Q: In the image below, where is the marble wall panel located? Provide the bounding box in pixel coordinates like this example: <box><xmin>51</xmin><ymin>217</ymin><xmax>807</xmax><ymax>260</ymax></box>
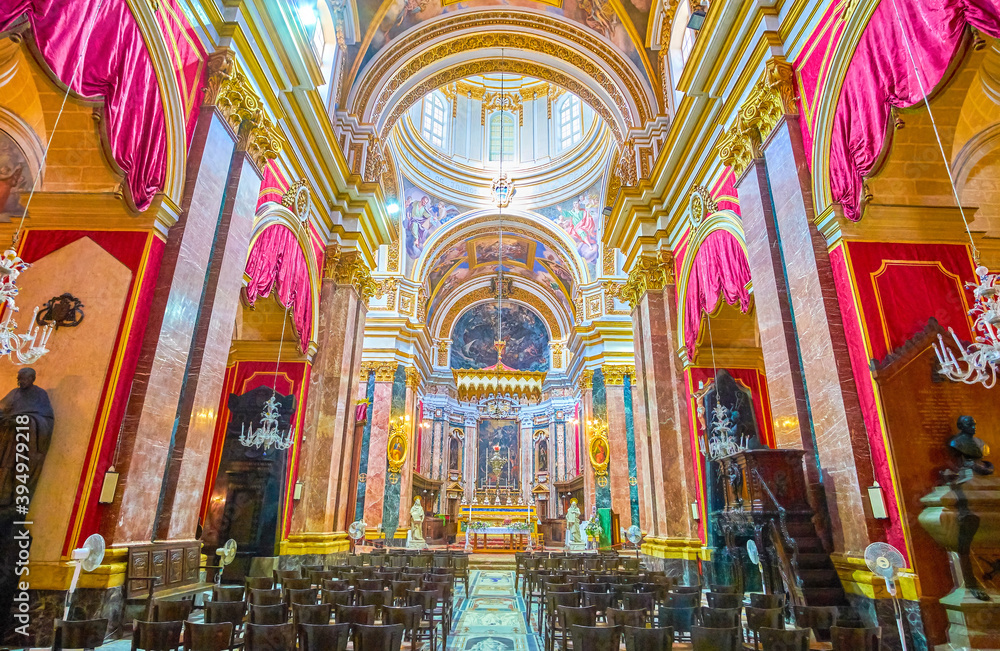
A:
<box><xmin>362</xmin><ymin>377</ymin><xmax>394</xmax><ymax>528</ymax></box>
<box><xmin>354</xmin><ymin>374</ymin><xmax>376</xmax><ymax>521</ymax></box>
<box><xmin>104</xmin><ymin>110</ymin><xmax>234</xmax><ymax>544</ymax></box>
<box><xmin>605</xmin><ymin>383</ymin><xmax>630</xmax><ymax>523</ymax></box>
<box><xmin>591</xmin><ymin>368</ymin><xmax>611</xmax><ymax>510</ymax></box>
<box><xmin>624</xmin><ymin>376</ymin><xmax>640</xmax><ymax>527</ymax></box>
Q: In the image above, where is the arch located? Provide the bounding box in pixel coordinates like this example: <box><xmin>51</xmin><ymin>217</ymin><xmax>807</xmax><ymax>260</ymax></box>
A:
<box><xmin>675</xmin><ymin>211</ymin><xmax>752</xmax><ymax>358</ymax></box>
<box><xmin>246</xmin><ymin>203</ymin><xmax>322</xmax><ymax>355</ymax></box>
<box><xmin>346</xmin><ymin>10</ymin><xmax>655</xmax><ymax>141</ymax></box>
<box><xmin>446</xmin><ymin>298</ymin><xmax>553</xmax><ymax>372</ymax></box>
<box><xmin>433</xmin><ymin>280</ymin><xmax>568</xmax><ymax>342</ymax></box>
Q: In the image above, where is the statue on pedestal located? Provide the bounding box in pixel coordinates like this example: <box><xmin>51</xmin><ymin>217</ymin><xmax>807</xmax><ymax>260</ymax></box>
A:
<box><xmin>946</xmin><ymin>415</ymin><xmax>994</xmax><ymax>482</ymax></box>
<box><xmin>565</xmin><ymin>498</ymin><xmax>585</xmax><ymax>551</ymax></box>
<box><xmin>407</xmin><ymin>497</ymin><xmax>427</xmax><ymax>549</ymax></box>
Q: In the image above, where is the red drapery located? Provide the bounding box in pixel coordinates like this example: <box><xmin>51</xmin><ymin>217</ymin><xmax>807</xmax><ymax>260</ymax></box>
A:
<box><xmin>683</xmin><ymin>230</ymin><xmax>752</xmax><ymax>357</ymax></box>
<box><xmin>244</xmin><ymin>223</ymin><xmax>313</xmax><ymax>351</ymax></box>
<box><xmin>830</xmin><ymin>0</ymin><xmax>1000</xmax><ymax>221</ymax></box>
<box><xmin>0</xmin><ymin>0</ymin><xmax>202</xmax><ymax>211</ymax></box>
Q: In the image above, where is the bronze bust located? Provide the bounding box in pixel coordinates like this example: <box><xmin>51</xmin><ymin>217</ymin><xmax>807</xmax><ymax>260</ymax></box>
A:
<box><xmin>946</xmin><ymin>415</ymin><xmax>993</xmax><ymax>482</ymax></box>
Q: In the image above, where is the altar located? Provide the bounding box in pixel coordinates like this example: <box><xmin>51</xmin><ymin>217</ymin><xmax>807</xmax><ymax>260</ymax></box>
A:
<box><xmin>460</xmin><ymin>504</ymin><xmax>538</xmax><ymax>552</ymax></box>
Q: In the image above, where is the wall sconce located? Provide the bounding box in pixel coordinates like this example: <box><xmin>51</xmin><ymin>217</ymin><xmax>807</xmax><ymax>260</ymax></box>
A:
<box><xmin>293</xmin><ymin>480</ymin><xmax>304</xmax><ymax>501</ymax></box>
<box><xmin>687</xmin><ymin>1</ymin><xmax>708</xmax><ymax>29</ymax></box>
<box><xmin>868</xmin><ymin>482</ymin><xmax>888</xmax><ymax>519</ymax></box>
<box><xmin>98</xmin><ymin>466</ymin><xmax>119</xmax><ymax>504</ymax></box>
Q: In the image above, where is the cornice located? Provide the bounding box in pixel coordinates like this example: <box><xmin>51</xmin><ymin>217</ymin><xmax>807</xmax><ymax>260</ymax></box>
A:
<box><xmin>322</xmin><ymin>244</ymin><xmax>378</xmax><ymax>306</ymax></box>
<box><xmin>601</xmin><ymin>364</ymin><xmax>635</xmax><ymax>386</ymax></box>
<box><xmin>621</xmin><ymin>251</ymin><xmax>675</xmax><ymax>309</ymax></box>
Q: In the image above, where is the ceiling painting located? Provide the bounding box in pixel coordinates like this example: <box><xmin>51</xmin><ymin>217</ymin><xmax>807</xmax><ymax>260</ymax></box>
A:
<box><xmin>353</xmin><ymin>0</ymin><xmax>656</xmax><ymax>91</ymax></box>
<box><xmin>402</xmin><ymin>178</ymin><xmax>470</xmax><ymax>260</ymax></box>
<box><xmin>536</xmin><ymin>180</ymin><xmax>603</xmax><ymax>279</ymax></box>
<box><xmin>472</xmin><ymin>238</ymin><xmax>531</xmax><ymax>266</ymax></box>
<box><xmin>450</xmin><ymin>302</ymin><xmax>550</xmax><ymax>372</ymax></box>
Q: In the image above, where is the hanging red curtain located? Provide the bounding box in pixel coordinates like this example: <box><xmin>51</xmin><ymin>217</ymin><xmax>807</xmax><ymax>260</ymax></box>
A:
<box><xmin>683</xmin><ymin>230</ymin><xmax>752</xmax><ymax>357</ymax></box>
<box><xmin>830</xmin><ymin>0</ymin><xmax>1000</xmax><ymax>221</ymax></box>
<box><xmin>0</xmin><ymin>0</ymin><xmax>204</xmax><ymax>211</ymax></box>
<box><xmin>244</xmin><ymin>224</ymin><xmax>313</xmax><ymax>351</ymax></box>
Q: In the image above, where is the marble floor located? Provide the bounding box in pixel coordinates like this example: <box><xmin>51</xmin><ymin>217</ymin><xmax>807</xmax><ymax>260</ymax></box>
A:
<box><xmin>449</xmin><ymin>570</ymin><xmax>540</xmax><ymax>651</ymax></box>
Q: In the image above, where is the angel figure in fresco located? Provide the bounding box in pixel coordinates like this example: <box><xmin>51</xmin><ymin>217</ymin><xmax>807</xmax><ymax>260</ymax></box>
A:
<box><xmin>405</xmin><ymin>195</ymin><xmax>439</xmax><ymax>258</ymax></box>
<box><xmin>557</xmin><ymin>198</ymin><xmax>597</xmax><ymax>247</ymax></box>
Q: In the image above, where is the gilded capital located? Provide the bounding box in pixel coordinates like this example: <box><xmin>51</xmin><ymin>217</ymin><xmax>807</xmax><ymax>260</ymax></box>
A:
<box><xmin>373</xmin><ymin>361</ymin><xmax>398</xmax><ymax>383</ymax></box>
<box><xmin>359</xmin><ymin>361</ymin><xmax>377</xmax><ymax>383</ymax></box>
<box><xmin>579</xmin><ymin>368</ymin><xmax>594</xmax><ymax>390</ymax></box>
<box><xmin>203</xmin><ymin>49</ymin><xmax>285</xmax><ymax>170</ymax></box>
<box><xmin>716</xmin><ymin>119</ymin><xmax>760</xmax><ymax>179</ymax></box>
<box><xmin>621</xmin><ymin>252</ymin><xmax>675</xmax><ymax>309</ymax></box>
<box><xmin>405</xmin><ymin>366</ymin><xmax>421</xmax><ymax>389</ymax></box>
<box><xmin>323</xmin><ymin>245</ymin><xmax>378</xmax><ymax>305</ymax></box>
<box><xmin>601</xmin><ymin>364</ymin><xmax>635</xmax><ymax>386</ymax></box>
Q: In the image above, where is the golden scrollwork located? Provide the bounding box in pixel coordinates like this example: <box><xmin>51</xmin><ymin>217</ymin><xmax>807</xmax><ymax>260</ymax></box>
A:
<box><xmin>579</xmin><ymin>368</ymin><xmax>594</xmax><ymax>390</ymax></box>
<box><xmin>281</xmin><ymin>178</ymin><xmax>310</xmax><ymax>217</ymax></box>
<box><xmin>364</xmin><ymin>133</ymin><xmax>387</xmax><ymax>183</ymax></box>
<box><xmin>551</xmin><ymin>342</ymin><xmax>564</xmax><ymax>369</ymax></box>
<box><xmin>603</xmin><ymin>281</ymin><xmax>627</xmax><ymax>314</ymax></box>
<box><xmin>601</xmin><ymin>364</ymin><xmax>635</xmax><ymax>386</ymax></box>
<box><xmin>615</xmin><ymin>137</ymin><xmax>637</xmax><ymax>187</ymax></box>
<box><xmin>203</xmin><ymin>49</ymin><xmax>285</xmax><ymax>170</ymax></box>
<box><xmin>436</xmin><ymin>339</ymin><xmax>450</xmax><ymax>366</ymax></box>
<box><xmin>717</xmin><ymin>58</ymin><xmax>797</xmax><ymax>178</ymax></box>
<box><xmin>603</xmin><ymin>247</ymin><xmax>616</xmax><ymax>276</ymax></box>
<box><xmin>689</xmin><ymin>184</ymin><xmax>717</xmax><ymax>227</ymax></box>
<box><xmin>387</xmin><ymin>415</ymin><xmax>408</xmax><ymax>474</ymax></box>
<box><xmin>387</xmin><ymin>241</ymin><xmax>401</xmax><ymax>274</ymax></box>
<box><xmin>620</xmin><ymin>251</ymin><xmax>675</xmax><ymax>308</ymax></box>
<box><xmin>373</xmin><ymin>361</ymin><xmax>398</xmax><ymax>383</ymax></box>
<box><xmin>324</xmin><ymin>245</ymin><xmax>378</xmax><ymax>305</ymax></box>
<box><xmin>352</xmin><ymin>10</ymin><xmax>651</xmax><ymax>129</ymax></box>
<box><xmin>405</xmin><ymin>366</ymin><xmax>421</xmax><ymax>389</ymax></box>
<box><xmin>587</xmin><ymin>417</ymin><xmax>610</xmax><ymax>479</ymax></box>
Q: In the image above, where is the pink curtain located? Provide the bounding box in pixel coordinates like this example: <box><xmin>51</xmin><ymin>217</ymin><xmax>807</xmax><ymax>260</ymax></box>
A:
<box><xmin>830</xmin><ymin>0</ymin><xmax>1000</xmax><ymax>221</ymax></box>
<box><xmin>0</xmin><ymin>0</ymin><xmax>188</xmax><ymax>211</ymax></box>
<box><xmin>683</xmin><ymin>230</ymin><xmax>752</xmax><ymax>357</ymax></box>
<box><xmin>245</xmin><ymin>224</ymin><xmax>314</xmax><ymax>351</ymax></box>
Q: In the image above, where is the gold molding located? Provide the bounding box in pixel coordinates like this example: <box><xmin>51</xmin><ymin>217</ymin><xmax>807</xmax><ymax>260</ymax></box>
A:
<box><xmin>387</xmin><ymin>416</ymin><xmax>409</xmax><ymax>473</ymax></box>
<box><xmin>830</xmin><ymin>553</ymin><xmax>920</xmax><ymax>601</ymax></box>
<box><xmin>323</xmin><ymin>245</ymin><xmax>378</xmax><ymax>306</ymax></box>
<box><xmin>278</xmin><ymin>532</ymin><xmax>350</xmax><ymax>556</ymax></box>
<box><xmin>579</xmin><ymin>368</ymin><xmax>594</xmax><ymax>390</ymax></box>
<box><xmin>601</xmin><ymin>364</ymin><xmax>635</xmax><ymax>386</ymax></box>
<box><xmin>405</xmin><ymin>365</ymin><xmax>421</xmax><ymax>388</ymax></box>
<box><xmin>204</xmin><ymin>49</ymin><xmax>284</xmax><ymax>170</ymax></box>
<box><xmin>361</xmin><ymin>360</ymin><xmax>398</xmax><ymax>383</ymax></box>
<box><xmin>620</xmin><ymin>251</ymin><xmax>674</xmax><ymax>308</ymax></box>
<box><xmin>640</xmin><ymin>536</ymin><xmax>707</xmax><ymax>561</ymax></box>
<box><xmin>26</xmin><ymin>548</ymin><xmax>130</xmax><ymax>591</ymax></box>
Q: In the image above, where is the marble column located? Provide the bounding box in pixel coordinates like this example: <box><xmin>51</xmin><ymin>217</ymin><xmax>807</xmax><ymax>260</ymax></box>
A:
<box><xmin>361</xmin><ymin>362</ymin><xmax>398</xmax><ymax>532</ymax></box>
<box><xmin>579</xmin><ymin>369</ymin><xmax>596</xmax><ymax>515</ymax></box>
<box><xmin>719</xmin><ymin>59</ymin><xmax>877</xmax><ymax>553</ymax></box>
<box><xmin>624</xmin><ymin>260</ymin><xmax>698</xmax><ymax>540</ymax></box>
<box><xmin>602</xmin><ymin>364</ymin><xmax>634</xmax><ymax>526</ymax></box>
<box><xmin>288</xmin><ymin>252</ymin><xmax>370</xmax><ymax>540</ymax></box>
<box><xmin>464</xmin><ymin>417</ymin><xmax>477</xmax><ymax>501</ymax></box>
<box><xmin>397</xmin><ymin>367</ymin><xmax>421</xmax><ymax>534</ymax></box>
<box><xmin>521</xmin><ymin>417</ymin><xmax>532</xmax><ymax>501</ymax></box>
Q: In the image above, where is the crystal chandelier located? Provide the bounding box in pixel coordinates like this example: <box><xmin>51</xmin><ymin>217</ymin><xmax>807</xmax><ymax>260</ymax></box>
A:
<box><xmin>239</xmin><ymin>393</ymin><xmax>293</xmax><ymax>450</ymax></box>
<box><xmin>700</xmin><ymin>401</ymin><xmax>748</xmax><ymax>460</ymax></box>
<box><xmin>0</xmin><ymin>250</ymin><xmax>53</xmax><ymax>365</ymax></box>
<box><xmin>933</xmin><ymin>265</ymin><xmax>1000</xmax><ymax>388</ymax></box>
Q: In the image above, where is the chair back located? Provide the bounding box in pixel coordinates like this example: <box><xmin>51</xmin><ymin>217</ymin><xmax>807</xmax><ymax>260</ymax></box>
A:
<box><xmin>582</xmin><ymin>590</ymin><xmax>615</xmax><ymax>615</ymax></box>
<box><xmin>709</xmin><ymin>584</ymin><xmax>740</xmax><ymax>594</ymax></box>
<box><xmin>297</xmin><ymin>623</ymin><xmax>350</xmax><ymax>651</ymax></box>
<box><xmin>320</xmin><ymin>588</ymin><xmax>353</xmax><ymax>609</ymax></box>
<box><xmin>250</xmin><ymin>604</ymin><xmax>286</xmax><ymax>625</ymax></box>
<box><xmin>246</xmin><ymin>577</ymin><xmax>274</xmax><ymax>591</ymax></box>
<box><xmin>212</xmin><ymin>585</ymin><xmax>245</xmax><ymax>602</ymax></box>
<box><xmin>545</xmin><ymin>590</ymin><xmax>581</xmax><ymax>613</ymax></box>
<box><xmin>351</xmin><ymin>623</ymin><xmax>404</xmax><ymax>651</ymax></box>
<box><xmin>308</xmin><ymin>570</ymin><xmax>337</xmax><ymax>586</ymax></box>
<box><xmin>322</xmin><ymin>579</ymin><xmax>349</xmax><ymax>591</ymax></box>
<box><xmin>382</xmin><ymin>605</ymin><xmax>421</xmax><ymax>641</ymax></box>
<box><xmin>147</xmin><ymin>599</ymin><xmax>193</xmax><ymax>623</ymax></box>
<box><xmin>285</xmin><ymin>587</ymin><xmax>318</xmax><ymax>606</ymax></box>
<box><xmin>623</xmin><ymin>624</ymin><xmax>673</xmax><ymax>651</ymax></box>
<box><xmin>830</xmin><ymin>625</ymin><xmax>882</xmax><ymax>651</ymax></box>
<box><xmin>749</xmin><ymin>593</ymin><xmax>784</xmax><ymax>609</ymax></box>
<box><xmin>52</xmin><ymin>618</ymin><xmax>109</xmax><ymax>651</ymax></box>
<box><xmin>657</xmin><ymin>606</ymin><xmax>695</xmax><ymax>634</ymax></box>
<box><xmin>556</xmin><ymin>605</ymin><xmax>597</xmax><ymax>630</ymax></box>
<box><xmin>700</xmin><ymin>606</ymin><xmax>741</xmax><ymax>628</ymax></box>
<box><xmin>745</xmin><ymin>606</ymin><xmax>784</xmax><ymax>648</ymax></box>
<box><xmin>357</xmin><ymin>589</ymin><xmax>387</xmax><ymax>617</ymax></box>
<box><xmin>182</xmin><ymin>622</ymin><xmax>232</xmax><ymax>651</ymax></box>
<box><xmin>793</xmin><ymin>605</ymin><xmax>839</xmax><ymax>642</ymax></box>
<box><xmin>759</xmin><ymin>627</ymin><xmax>811</xmax><ymax>651</ymax></box>
<box><xmin>245</xmin><ymin>623</ymin><xmax>295</xmax><ymax>651</ymax></box>
<box><xmin>691</xmin><ymin>626</ymin><xmax>742</xmax><ymax>651</ymax></box>
<box><xmin>706</xmin><ymin>592</ymin><xmax>743</xmax><ymax>610</ymax></box>
<box><xmin>606</xmin><ymin>607</ymin><xmax>646</xmax><ymax>628</ymax></box>
<box><xmin>281</xmin><ymin>577</ymin><xmax>312</xmax><ymax>591</ymax></box>
<box><xmin>570</xmin><ymin>624</ymin><xmax>622</xmax><ymax>651</ymax></box>
<box><xmin>391</xmin><ymin>580</ymin><xmax>417</xmax><ymax>604</ymax></box>
<box><xmin>204</xmin><ymin>601</ymin><xmax>246</xmax><ymax>644</ymax></box>
<box><xmin>672</xmin><ymin>586</ymin><xmax>701</xmax><ymax>595</ymax></box>
<box><xmin>292</xmin><ymin>603</ymin><xmax>332</xmax><ymax>625</ymax></box>
<box><xmin>622</xmin><ymin>592</ymin><xmax>655</xmax><ymax>614</ymax></box>
<box><xmin>274</xmin><ymin>569</ymin><xmax>302</xmax><ymax>584</ymax></box>
<box><xmin>131</xmin><ymin>620</ymin><xmax>182</xmax><ymax>651</ymax></box>
<box><xmin>359</xmin><ymin>579</ymin><xmax>384</xmax><ymax>591</ymax></box>
<box><xmin>579</xmin><ymin>582</ymin><xmax>608</xmax><ymax>593</ymax></box>
<box><xmin>335</xmin><ymin>604</ymin><xmax>375</xmax><ymax>626</ymax></box>
<box><xmin>406</xmin><ymin>588</ymin><xmax>441</xmax><ymax>615</ymax></box>
<box><xmin>249</xmin><ymin>588</ymin><xmax>283</xmax><ymax>606</ymax></box>
<box><xmin>666</xmin><ymin>591</ymin><xmax>700</xmax><ymax>608</ymax></box>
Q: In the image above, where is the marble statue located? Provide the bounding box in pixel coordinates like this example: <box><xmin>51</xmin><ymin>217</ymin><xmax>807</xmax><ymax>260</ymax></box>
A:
<box><xmin>565</xmin><ymin>498</ymin><xmax>585</xmax><ymax>550</ymax></box>
<box><xmin>947</xmin><ymin>415</ymin><xmax>994</xmax><ymax>481</ymax></box>
<box><xmin>407</xmin><ymin>496</ymin><xmax>427</xmax><ymax>549</ymax></box>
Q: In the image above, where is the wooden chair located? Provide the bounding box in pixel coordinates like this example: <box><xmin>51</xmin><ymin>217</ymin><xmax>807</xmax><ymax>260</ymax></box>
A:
<box><xmin>204</xmin><ymin>601</ymin><xmax>246</xmax><ymax>647</ymax></box>
<box><xmin>657</xmin><ymin>606</ymin><xmax>695</xmax><ymax>642</ymax></box>
<box><xmin>792</xmin><ymin>605</ymin><xmax>838</xmax><ymax>642</ymax></box>
<box><xmin>322</xmin><ymin>579</ymin><xmax>349</xmax><ymax>591</ymax></box>
<box><xmin>606</xmin><ymin>607</ymin><xmax>646</xmax><ymax>629</ymax></box>
<box><xmin>542</xmin><ymin>590</ymin><xmax>580</xmax><ymax>645</ymax></box>
<box><xmin>212</xmin><ymin>585</ymin><xmax>245</xmax><ymax>603</ymax></box>
<box><xmin>746</xmin><ymin>606</ymin><xmax>785</xmax><ymax>650</ymax></box>
<box><xmin>750</xmin><ymin>593</ymin><xmax>785</xmax><ymax>610</ymax></box>
<box><xmin>700</xmin><ymin>606</ymin><xmax>741</xmax><ymax>629</ymax></box>
<box><xmin>581</xmin><ymin>591</ymin><xmax>615</xmax><ymax>622</ymax></box>
<box><xmin>358</xmin><ymin>579</ymin><xmax>384</xmax><ymax>591</ymax></box>
<box><xmin>690</xmin><ymin>626</ymin><xmax>742</xmax><ymax>651</ymax></box>
<box><xmin>351</xmin><ymin>623</ymin><xmax>404</xmax><ymax>651</ymax></box>
<box><xmin>250</xmin><ymin>604</ymin><xmax>286</xmax><ymax>625</ymax></box>
<box><xmin>308</xmin><ymin>570</ymin><xmax>337</xmax><ymax>587</ymax></box>
<box><xmin>666</xmin><ymin>591</ymin><xmax>700</xmax><ymax>608</ymax></box>
<box><xmin>273</xmin><ymin>570</ymin><xmax>302</xmax><ymax>586</ymax></box>
<box><xmin>291</xmin><ymin>603</ymin><xmax>332</xmax><ymax>625</ymax></box>
<box><xmin>244</xmin><ymin>622</ymin><xmax>295</xmax><ymax>651</ymax></box>
<box><xmin>321</xmin><ymin>588</ymin><xmax>354</xmax><ymax>610</ymax></box>
<box><xmin>335</xmin><ymin>604</ymin><xmax>375</xmax><ymax>627</ymax></box>
<box><xmin>622</xmin><ymin>592</ymin><xmax>655</xmax><ymax>619</ymax></box>
<box><xmin>246</xmin><ymin>577</ymin><xmax>274</xmax><ymax>591</ymax></box>
<box><xmin>454</xmin><ymin>555</ymin><xmax>470</xmax><ymax>592</ymax></box>
<box><xmin>709</xmin><ymin>584</ymin><xmax>740</xmax><ymax>594</ymax></box>
<box><xmin>382</xmin><ymin>605</ymin><xmax>421</xmax><ymax>648</ymax></box>
<box><xmin>131</xmin><ymin>620</ymin><xmax>182</xmax><ymax>651</ymax></box>
<box><xmin>831</xmin><ymin>625</ymin><xmax>882</xmax><ymax>651</ymax></box>
<box><xmin>706</xmin><ymin>592</ymin><xmax>744</xmax><ymax>610</ymax></box>
<box><xmin>406</xmin><ymin>588</ymin><xmax>443</xmax><ymax>651</ymax></box>
<box><xmin>284</xmin><ymin>587</ymin><xmax>318</xmax><ymax>608</ymax></box>
<box><xmin>51</xmin><ymin>619</ymin><xmax>108</xmax><ymax>651</ymax></box>
<box><xmin>759</xmin><ymin>627</ymin><xmax>811</xmax><ymax>651</ymax></box>
<box><xmin>249</xmin><ymin>589</ymin><xmax>283</xmax><ymax>606</ymax></box>
<box><xmin>281</xmin><ymin>577</ymin><xmax>312</xmax><ymax>591</ymax></box>
<box><xmin>183</xmin><ymin>622</ymin><xmax>233</xmax><ymax>651</ymax></box>
<box><xmin>623</xmin><ymin>625</ymin><xmax>673</xmax><ymax>651</ymax></box>
<box><xmin>148</xmin><ymin>598</ymin><xmax>193</xmax><ymax>622</ymax></box>
<box><xmin>357</xmin><ymin>589</ymin><xmax>387</xmax><ymax>619</ymax></box>
<box><xmin>423</xmin><ymin>579</ymin><xmax>454</xmax><ymax>635</ymax></box>
<box><xmin>672</xmin><ymin>586</ymin><xmax>701</xmax><ymax>595</ymax></box>
<box><xmin>297</xmin><ymin>622</ymin><xmax>351</xmax><ymax>651</ymax></box>
<box><xmin>554</xmin><ymin>606</ymin><xmax>596</xmax><ymax>651</ymax></box>
<box><xmin>570</xmin><ymin>624</ymin><xmax>621</xmax><ymax>651</ymax></box>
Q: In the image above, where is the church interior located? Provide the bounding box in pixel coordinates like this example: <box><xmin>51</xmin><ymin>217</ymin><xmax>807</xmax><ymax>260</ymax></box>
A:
<box><xmin>2</xmin><ymin>0</ymin><xmax>1000</xmax><ymax>649</ymax></box>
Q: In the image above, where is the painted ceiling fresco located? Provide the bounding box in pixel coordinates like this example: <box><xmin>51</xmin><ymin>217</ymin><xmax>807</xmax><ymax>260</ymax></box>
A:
<box><xmin>424</xmin><ymin>234</ymin><xmax>576</xmax><ymax>318</ymax></box>
<box><xmin>450</xmin><ymin>302</ymin><xmax>550</xmax><ymax>372</ymax></box>
<box><xmin>535</xmin><ymin>180</ymin><xmax>603</xmax><ymax>279</ymax></box>
<box><xmin>402</xmin><ymin>178</ymin><xmax>471</xmax><ymax>260</ymax></box>
<box><xmin>352</xmin><ymin>0</ymin><xmax>656</xmax><ymax>89</ymax></box>
<box><xmin>0</xmin><ymin>131</ymin><xmax>30</xmax><ymax>220</ymax></box>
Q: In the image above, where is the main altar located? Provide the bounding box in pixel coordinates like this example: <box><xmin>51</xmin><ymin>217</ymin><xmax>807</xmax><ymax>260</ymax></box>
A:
<box><xmin>459</xmin><ymin>502</ymin><xmax>538</xmax><ymax>551</ymax></box>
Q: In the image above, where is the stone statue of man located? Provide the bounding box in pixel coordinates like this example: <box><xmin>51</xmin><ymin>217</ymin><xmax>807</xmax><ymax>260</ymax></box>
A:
<box><xmin>0</xmin><ymin>368</ymin><xmax>54</xmax><ymax>513</ymax></box>
<box><xmin>565</xmin><ymin>498</ymin><xmax>582</xmax><ymax>546</ymax></box>
<box><xmin>408</xmin><ymin>496</ymin><xmax>426</xmax><ymax>549</ymax></box>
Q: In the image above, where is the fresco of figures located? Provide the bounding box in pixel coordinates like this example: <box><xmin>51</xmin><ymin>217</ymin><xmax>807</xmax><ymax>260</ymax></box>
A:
<box><xmin>402</xmin><ymin>180</ymin><xmax>468</xmax><ymax>259</ymax></box>
<box><xmin>537</xmin><ymin>182</ymin><xmax>602</xmax><ymax>279</ymax></box>
<box><xmin>0</xmin><ymin>131</ymin><xmax>30</xmax><ymax>220</ymax></box>
<box><xmin>450</xmin><ymin>302</ymin><xmax>550</xmax><ymax>372</ymax></box>
<box><xmin>477</xmin><ymin>419</ymin><xmax>521</xmax><ymax>489</ymax></box>
<box><xmin>353</xmin><ymin>0</ymin><xmax>656</xmax><ymax>92</ymax></box>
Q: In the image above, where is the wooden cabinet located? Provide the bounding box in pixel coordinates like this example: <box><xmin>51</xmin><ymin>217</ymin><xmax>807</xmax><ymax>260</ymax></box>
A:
<box><xmin>126</xmin><ymin>541</ymin><xmax>202</xmax><ymax>599</ymax></box>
